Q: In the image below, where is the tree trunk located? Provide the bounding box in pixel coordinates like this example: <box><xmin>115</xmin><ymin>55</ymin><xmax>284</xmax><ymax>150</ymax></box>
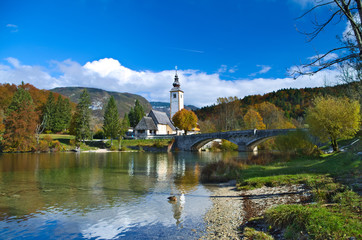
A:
<box><xmin>331</xmin><ymin>138</ymin><xmax>339</xmax><ymax>152</ymax></box>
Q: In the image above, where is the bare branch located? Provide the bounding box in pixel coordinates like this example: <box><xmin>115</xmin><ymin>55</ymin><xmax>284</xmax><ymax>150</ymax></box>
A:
<box><xmin>295</xmin><ymin>1</ymin><xmax>335</xmax><ymax>20</ymax></box>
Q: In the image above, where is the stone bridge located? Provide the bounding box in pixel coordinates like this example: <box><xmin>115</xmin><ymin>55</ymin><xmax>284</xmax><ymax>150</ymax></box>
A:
<box><xmin>172</xmin><ymin>129</ymin><xmax>298</xmax><ymax>152</ymax></box>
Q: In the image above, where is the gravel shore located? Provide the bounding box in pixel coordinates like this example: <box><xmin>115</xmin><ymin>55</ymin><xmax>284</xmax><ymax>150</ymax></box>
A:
<box><xmin>201</xmin><ymin>181</ymin><xmax>311</xmax><ymax>240</ymax></box>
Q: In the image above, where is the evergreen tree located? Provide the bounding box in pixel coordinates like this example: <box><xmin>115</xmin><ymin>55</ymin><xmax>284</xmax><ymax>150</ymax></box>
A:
<box><xmin>128</xmin><ymin>99</ymin><xmax>145</xmax><ymax>127</ymax></box>
<box><xmin>74</xmin><ymin>89</ymin><xmax>91</xmax><ymax>142</ymax></box>
<box><xmin>120</xmin><ymin>113</ymin><xmax>130</xmax><ymax>136</ymax></box>
<box><xmin>103</xmin><ymin>96</ymin><xmax>120</xmax><ymax>145</ymax></box>
<box><xmin>2</xmin><ymin>86</ymin><xmax>38</xmax><ymax>152</ymax></box>
<box><xmin>43</xmin><ymin>92</ymin><xmax>56</xmax><ymax>132</ymax></box>
<box><xmin>62</xmin><ymin>98</ymin><xmax>72</xmax><ymax>130</ymax></box>
<box><xmin>53</xmin><ymin>96</ymin><xmax>72</xmax><ymax>133</ymax></box>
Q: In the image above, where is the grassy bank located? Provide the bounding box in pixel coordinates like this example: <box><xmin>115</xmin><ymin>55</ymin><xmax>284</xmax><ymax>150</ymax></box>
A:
<box><xmin>39</xmin><ymin>134</ymin><xmax>171</xmax><ymax>151</ymax></box>
<box><xmin>202</xmin><ymin>137</ymin><xmax>361</xmax><ymax>239</ymax></box>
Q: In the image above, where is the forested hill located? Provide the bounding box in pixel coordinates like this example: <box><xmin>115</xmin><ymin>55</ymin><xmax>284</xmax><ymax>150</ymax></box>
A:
<box><xmin>51</xmin><ymin>87</ymin><xmax>152</xmax><ymax>121</ymax></box>
<box><xmin>195</xmin><ymin>82</ymin><xmax>359</xmax><ymax>121</ymax></box>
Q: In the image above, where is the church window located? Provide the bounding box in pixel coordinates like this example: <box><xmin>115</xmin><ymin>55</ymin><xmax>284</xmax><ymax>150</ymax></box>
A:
<box><xmin>173</xmin><ymin>93</ymin><xmax>176</xmax><ymax>98</ymax></box>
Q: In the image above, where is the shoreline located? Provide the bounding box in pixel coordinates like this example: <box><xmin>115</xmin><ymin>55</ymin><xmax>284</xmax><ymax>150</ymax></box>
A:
<box><xmin>201</xmin><ymin>181</ymin><xmax>311</xmax><ymax>239</ymax></box>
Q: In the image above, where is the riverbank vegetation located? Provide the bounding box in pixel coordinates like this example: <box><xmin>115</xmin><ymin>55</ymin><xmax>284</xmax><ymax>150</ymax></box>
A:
<box><xmin>202</xmin><ymin>133</ymin><xmax>361</xmax><ymax>239</ymax></box>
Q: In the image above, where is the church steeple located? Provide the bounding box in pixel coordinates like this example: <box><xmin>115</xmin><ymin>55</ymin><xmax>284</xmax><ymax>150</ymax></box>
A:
<box><xmin>173</xmin><ymin>66</ymin><xmax>180</xmax><ymax>88</ymax></box>
<box><xmin>170</xmin><ymin>66</ymin><xmax>184</xmax><ymax>118</ymax></box>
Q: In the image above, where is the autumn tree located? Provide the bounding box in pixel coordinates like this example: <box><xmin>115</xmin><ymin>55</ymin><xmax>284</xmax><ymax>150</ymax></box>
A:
<box><xmin>2</xmin><ymin>86</ymin><xmax>38</xmax><ymax>152</ymax></box>
<box><xmin>103</xmin><ymin>96</ymin><xmax>121</xmax><ymax>145</ymax></box>
<box><xmin>73</xmin><ymin>89</ymin><xmax>92</xmax><ymax>142</ymax></box>
<box><xmin>172</xmin><ymin>109</ymin><xmax>198</xmax><ymax>135</ymax></box>
<box><xmin>255</xmin><ymin>102</ymin><xmax>295</xmax><ymax>129</ymax></box>
<box><xmin>199</xmin><ymin>119</ymin><xmax>217</xmax><ymax>133</ymax></box>
<box><xmin>243</xmin><ymin>109</ymin><xmax>266</xmax><ymax>130</ymax></box>
<box><xmin>306</xmin><ymin>95</ymin><xmax>360</xmax><ymax>152</ymax></box>
<box><xmin>293</xmin><ymin>0</ymin><xmax>361</xmax><ymax>77</ymax></box>
<box><xmin>215</xmin><ymin>96</ymin><xmax>242</xmax><ymax>131</ymax></box>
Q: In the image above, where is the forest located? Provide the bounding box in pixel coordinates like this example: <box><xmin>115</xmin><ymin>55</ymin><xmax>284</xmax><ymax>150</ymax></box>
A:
<box><xmin>195</xmin><ymin>82</ymin><xmax>361</xmax><ymax>133</ymax></box>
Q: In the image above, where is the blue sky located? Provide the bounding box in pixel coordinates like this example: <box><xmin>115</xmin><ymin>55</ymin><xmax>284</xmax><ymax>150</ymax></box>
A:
<box><xmin>0</xmin><ymin>0</ymin><xmax>347</xmax><ymax>106</ymax></box>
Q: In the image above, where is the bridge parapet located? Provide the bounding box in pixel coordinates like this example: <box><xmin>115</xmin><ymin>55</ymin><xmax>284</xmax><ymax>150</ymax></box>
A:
<box><xmin>172</xmin><ymin>129</ymin><xmax>300</xmax><ymax>152</ymax></box>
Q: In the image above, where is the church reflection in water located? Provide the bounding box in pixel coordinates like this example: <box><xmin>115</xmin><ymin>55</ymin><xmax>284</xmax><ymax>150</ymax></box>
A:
<box><xmin>0</xmin><ymin>151</ymin><xmax>220</xmax><ymax>239</ymax></box>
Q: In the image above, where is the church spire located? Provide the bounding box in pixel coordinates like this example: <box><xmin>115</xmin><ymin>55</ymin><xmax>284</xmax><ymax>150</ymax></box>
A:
<box><xmin>173</xmin><ymin>66</ymin><xmax>180</xmax><ymax>88</ymax></box>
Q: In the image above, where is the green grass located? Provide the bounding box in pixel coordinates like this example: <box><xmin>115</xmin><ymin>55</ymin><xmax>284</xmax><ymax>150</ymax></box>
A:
<box><xmin>243</xmin><ymin>227</ymin><xmax>274</xmax><ymax>240</ymax></box>
<box><xmin>120</xmin><ymin>139</ymin><xmax>171</xmax><ymax>147</ymax></box>
<box><xmin>265</xmin><ymin>203</ymin><xmax>361</xmax><ymax>240</ymax></box>
<box><xmin>237</xmin><ymin>151</ymin><xmax>360</xmax><ymax>186</ymax></box>
<box><xmin>39</xmin><ymin>134</ymin><xmax>75</xmax><ymax>140</ymax></box>
<box><xmin>235</xmin><ymin>136</ymin><xmax>362</xmax><ymax>239</ymax></box>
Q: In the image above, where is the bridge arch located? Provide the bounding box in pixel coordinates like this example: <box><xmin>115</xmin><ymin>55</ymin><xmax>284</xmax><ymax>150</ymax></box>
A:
<box><xmin>190</xmin><ymin>138</ymin><xmax>239</xmax><ymax>151</ymax></box>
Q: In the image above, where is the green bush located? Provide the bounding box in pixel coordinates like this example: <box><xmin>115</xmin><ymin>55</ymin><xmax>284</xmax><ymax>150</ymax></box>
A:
<box><xmin>93</xmin><ymin>130</ymin><xmax>105</xmax><ymax>139</ymax></box>
<box><xmin>274</xmin><ymin>129</ymin><xmax>316</xmax><ymax>156</ymax></box>
<box><xmin>105</xmin><ymin>141</ymin><xmax>112</xmax><ymax>148</ymax></box>
<box><xmin>220</xmin><ymin>139</ymin><xmax>238</xmax><ymax>151</ymax></box>
<box><xmin>110</xmin><ymin>145</ymin><xmax>118</xmax><ymax>151</ymax></box>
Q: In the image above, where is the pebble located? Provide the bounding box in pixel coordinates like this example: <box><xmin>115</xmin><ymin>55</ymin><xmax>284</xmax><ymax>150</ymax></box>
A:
<box><xmin>201</xmin><ymin>182</ymin><xmax>311</xmax><ymax>239</ymax></box>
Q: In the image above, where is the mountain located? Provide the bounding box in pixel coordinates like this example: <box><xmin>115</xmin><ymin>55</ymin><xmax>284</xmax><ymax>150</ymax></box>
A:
<box><xmin>51</xmin><ymin>87</ymin><xmax>152</xmax><ymax>123</ymax></box>
<box><xmin>150</xmin><ymin>101</ymin><xmax>199</xmax><ymax>117</ymax></box>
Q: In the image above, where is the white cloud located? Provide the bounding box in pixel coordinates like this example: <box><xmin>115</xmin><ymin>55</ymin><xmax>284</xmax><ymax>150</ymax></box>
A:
<box><xmin>249</xmin><ymin>65</ymin><xmax>272</xmax><ymax>77</ymax></box>
<box><xmin>0</xmin><ymin>57</ymin><xmax>340</xmax><ymax>107</ymax></box>
<box><xmin>6</xmin><ymin>24</ymin><xmax>18</xmax><ymax>32</ymax></box>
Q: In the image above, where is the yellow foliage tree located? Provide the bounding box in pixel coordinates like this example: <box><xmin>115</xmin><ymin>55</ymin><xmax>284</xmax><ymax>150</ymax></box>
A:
<box><xmin>254</xmin><ymin>102</ymin><xmax>295</xmax><ymax>129</ymax></box>
<box><xmin>243</xmin><ymin>109</ymin><xmax>266</xmax><ymax>130</ymax></box>
<box><xmin>172</xmin><ymin>109</ymin><xmax>198</xmax><ymax>135</ymax></box>
<box><xmin>306</xmin><ymin>96</ymin><xmax>360</xmax><ymax>152</ymax></box>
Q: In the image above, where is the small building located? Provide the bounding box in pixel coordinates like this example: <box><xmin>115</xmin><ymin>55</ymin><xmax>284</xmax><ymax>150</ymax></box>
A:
<box><xmin>134</xmin><ymin>110</ymin><xmax>176</xmax><ymax>139</ymax></box>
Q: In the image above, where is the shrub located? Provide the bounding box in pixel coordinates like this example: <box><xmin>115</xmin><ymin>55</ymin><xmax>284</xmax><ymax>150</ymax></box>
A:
<box><xmin>274</xmin><ymin>129</ymin><xmax>315</xmax><ymax>156</ymax></box>
<box><xmin>105</xmin><ymin>141</ymin><xmax>112</xmax><ymax>148</ymax></box>
<box><xmin>220</xmin><ymin>139</ymin><xmax>238</xmax><ymax>151</ymax></box>
<box><xmin>69</xmin><ymin>139</ymin><xmax>76</xmax><ymax>147</ymax></box>
<box><xmin>37</xmin><ymin>140</ymin><xmax>50</xmax><ymax>152</ymax></box>
<box><xmin>93</xmin><ymin>130</ymin><xmax>105</xmax><ymax>139</ymax></box>
<box><xmin>43</xmin><ymin>135</ymin><xmax>53</xmax><ymax>145</ymax></box>
<box><xmin>50</xmin><ymin>140</ymin><xmax>62</xmax><ymax>152</ymax></box>
<box><xmin>152</xmin><ymin>140</ymin><xmax>165</xmax><ymax>148</ymax></box>
<box><xmin>110</xmin><ymin>145</ymin><xmax>118</xmax><ymax>151</ymax></box>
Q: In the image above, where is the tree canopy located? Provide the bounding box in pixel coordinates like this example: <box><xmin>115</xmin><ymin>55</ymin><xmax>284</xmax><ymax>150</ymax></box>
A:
<box><xmin>172</xmin><ymin>109</ymin><xmax>198</xmax><ymax>134</ymax></box>
<box><xmin>2</xmin><ymin>86</ymin><xmax>38</xmax><ymax>152</ymax></box>
<box><xmin>306</xmin><ymin>95</ymin><xmax>360</xmax><ymax>151</ymax></box>
<box><xmin>128</xmin><ymin>99</ymin><xmax>145</xmax><ymax>127</ymax></box>
<box><xmin>243</xmin><ymin>109</ymin><xmax>266</xmax><ymax>130</ymax></box>
<box><xmin>103</xmin><ymin>96</ymin><xmax>121</xmax><ymax>143</ymax></box>
<box><xmin>74</xmin><ymin>89</ymin><xmax>92</xmax><ymax>142</ymax></box>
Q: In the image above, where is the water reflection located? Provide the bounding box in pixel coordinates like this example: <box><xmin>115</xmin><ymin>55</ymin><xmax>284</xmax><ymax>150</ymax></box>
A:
<box><xmin>0</xmin><ymin>152</ymin><xmax>236</xmax><ymax>239</ymax></box>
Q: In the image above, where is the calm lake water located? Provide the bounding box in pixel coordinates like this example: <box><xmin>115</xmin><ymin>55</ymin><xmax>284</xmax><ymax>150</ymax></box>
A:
<box><xmin>0</xmin><ymin>151</ymin><xmax>244</xmax><ymax>239</ymax></box>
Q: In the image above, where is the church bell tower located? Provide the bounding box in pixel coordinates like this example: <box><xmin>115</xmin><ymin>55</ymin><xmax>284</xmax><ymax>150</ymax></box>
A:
<box><xmin>170</xmin><ymin>66</ymin><xmax>184</xmax><ymax>119</ymax></box>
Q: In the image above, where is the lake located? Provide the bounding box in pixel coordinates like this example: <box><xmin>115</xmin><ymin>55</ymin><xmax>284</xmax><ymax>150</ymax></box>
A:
<box><xmin>0</xmin><ymin>151</ymin><xmax>242</xmax><ymax>239</ymax></box>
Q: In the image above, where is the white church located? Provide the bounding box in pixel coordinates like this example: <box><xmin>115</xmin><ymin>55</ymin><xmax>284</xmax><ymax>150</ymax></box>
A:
<box><xmin>134</xmin><ymin>68</ymin><xmax>185</xmax><ymax>139</ymax></box>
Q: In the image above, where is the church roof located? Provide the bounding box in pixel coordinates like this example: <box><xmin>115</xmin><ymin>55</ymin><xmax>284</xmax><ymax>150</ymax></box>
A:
<box><xmin>148</xmin><ymin>110</ymin><xmax>176</xmax><ymax>131</ymax></box>
<box><xmin>134</xmin><ymin>117</ymin><xmax>158</xmax><ymax>131</ymax></box>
